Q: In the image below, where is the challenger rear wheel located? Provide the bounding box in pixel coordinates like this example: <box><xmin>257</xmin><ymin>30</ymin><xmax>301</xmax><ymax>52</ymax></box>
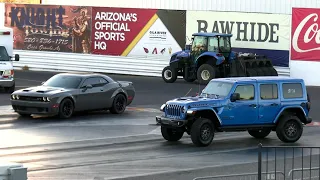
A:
<box><xmin>110</xmin><ymin>93</ymin><xmax>127</xmax><ymax>114</ymax></box>
<box><xmin>59</xmin><ymin>98</ymin><xmax>74</xmax><ymax>119</ymax></box>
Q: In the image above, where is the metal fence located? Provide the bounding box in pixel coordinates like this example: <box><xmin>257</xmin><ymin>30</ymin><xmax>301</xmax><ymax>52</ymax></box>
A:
<box><xmin>193</xmin><ymin>144</ymin><xmax>320</xmax><ymax>180</ymax></box>
<box><xmin>12</xmin><ymin>50</ymin><xmax>290</xmax><ymax>78</ymax></box>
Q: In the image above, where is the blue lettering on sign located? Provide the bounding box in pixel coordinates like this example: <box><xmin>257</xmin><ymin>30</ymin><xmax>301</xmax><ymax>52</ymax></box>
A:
<box><xmin>9</xmin><ymin>6</ymin><xmax>66</xmax><ymax>29</ymax></box>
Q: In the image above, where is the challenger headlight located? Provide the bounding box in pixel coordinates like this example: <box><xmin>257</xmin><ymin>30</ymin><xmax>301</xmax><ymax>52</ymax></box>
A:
<box><xmin>43</xmin><ymin>97</ymin><xmax>50</xmax><ymax>102</ymax></box>
<box><xmin>11</xmin><ymin>94</ymin><xmax>19</xmax><ymax>100</ymax></box>
<box><xmin>160</xmin><ymin>104</ymin><xmax>166</xmax><ymax>111</ymax></box>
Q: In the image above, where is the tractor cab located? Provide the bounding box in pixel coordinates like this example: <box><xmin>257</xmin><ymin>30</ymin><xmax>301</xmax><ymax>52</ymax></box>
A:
<box><xmin>187</xmin><ymin>33</ymin><xmax>232</xmax><ymax>60</ymax></box>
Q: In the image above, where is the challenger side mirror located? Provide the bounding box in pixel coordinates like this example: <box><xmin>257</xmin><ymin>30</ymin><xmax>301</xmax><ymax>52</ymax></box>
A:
<box><xmin>41</xmin><ymin>81</ymin><xmax>45</xmax><ymax>85</ymax></box>
<box><xmin>81</xmin><ymin>84</ymin><xmax>92</xmax><ymax>92</ymax></box>
<box><xmin>230</xmin><ymin>93</ymin><xmax>240</xmax><ymax>102</ymax></box>
<box><xmin>14</xmin><ymin>54</ymin><xmax>19</xmax><ymax>61</ymax></box>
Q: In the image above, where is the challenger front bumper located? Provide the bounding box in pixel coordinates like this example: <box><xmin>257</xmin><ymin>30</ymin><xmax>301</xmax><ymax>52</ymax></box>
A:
<box><xmin>11</xmin><ymin>100</ymin><xmax>59</xmax><ymax>115</ymax></box>
<box><xmin>156</xmin><ymin>115</ymin><xmax>187</xmax><ymax>127</ymax></box>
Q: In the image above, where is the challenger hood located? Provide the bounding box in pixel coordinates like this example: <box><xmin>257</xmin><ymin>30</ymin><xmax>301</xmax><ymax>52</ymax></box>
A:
<box><xmin>166</xmin><ymin>96</ymin><xmax>223</xmax><ymax>107</ymax></box>
<box><xmin>14</xmin><ymin>86</ymin><xmax>69</xmax><ymax>95</ymax></box>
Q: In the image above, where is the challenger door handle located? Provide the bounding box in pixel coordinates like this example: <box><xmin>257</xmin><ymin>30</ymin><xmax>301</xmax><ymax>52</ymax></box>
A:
<box><xmin>249</xmin><ymin>104</ymin><xmax>257</xmax><ymax>108</ymax></box>
<box><xmin>270</xmin><ymin>103</ymin><xmax>278</xmax><ymax>106</ymax></box>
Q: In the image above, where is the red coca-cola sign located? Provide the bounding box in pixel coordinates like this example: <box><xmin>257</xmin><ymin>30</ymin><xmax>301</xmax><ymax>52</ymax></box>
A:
<box><xmin>291</xmin><ymin>8</ymin><xmax>320</xmax><ymax>61</ymax></box>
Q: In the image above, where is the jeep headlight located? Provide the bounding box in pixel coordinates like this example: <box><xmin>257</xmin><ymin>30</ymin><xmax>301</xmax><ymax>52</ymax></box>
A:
<box><xmin>160</xmin><ymin>104</ymin><xmax>166</xmax><ymax>111</ymax></box>
<box><xmin>43</xmin><ymin>97</ymin><xmax>50</xmax><ymax>102</ymax></box>
<box><xmin>182</xmin><ymin>106</ymin><xmax>186</xmax><ymax>113</ymax></box>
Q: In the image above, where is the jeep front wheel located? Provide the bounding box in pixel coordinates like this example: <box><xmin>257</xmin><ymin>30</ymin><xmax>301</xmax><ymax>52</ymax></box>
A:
<box><xmin>248</xmin><ymin>129</ymin><xmax>271</xmax><ymax>139</ymax></box>
<box><xmin>190</xmin><ymin>118</ymin><xmax>215</xmax><ymax>147</ymax></box>
<box><xmin>197</xmin><ymin>64</ymin><xmax>216</xmax><ymax>85</ymax></box>
<box><xmin>161</xmin><ymin>126</ymin><xmax>184</xmax><ymax>141</ymax></box>
<box><xmin>162</xmin><ymin>66</ymin><xmax>177</xmax><ymax>83</ymax></box>
<box><xmin>276</xmin><ymin>115</ymin><xmax>303</xmax><ymax>143</ymax></box>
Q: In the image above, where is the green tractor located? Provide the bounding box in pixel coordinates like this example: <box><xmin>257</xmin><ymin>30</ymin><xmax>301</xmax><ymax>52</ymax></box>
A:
<box><xmin>162</xmin><ymin>32</ymin><xmax>278</xmax><ymax>85</ymax></box>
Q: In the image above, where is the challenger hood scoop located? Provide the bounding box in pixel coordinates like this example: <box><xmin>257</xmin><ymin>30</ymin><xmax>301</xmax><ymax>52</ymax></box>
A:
<box><xmin>22</xmin><ymin>86</ymin><xmax>64</xmax><ymax>93</ymax></box>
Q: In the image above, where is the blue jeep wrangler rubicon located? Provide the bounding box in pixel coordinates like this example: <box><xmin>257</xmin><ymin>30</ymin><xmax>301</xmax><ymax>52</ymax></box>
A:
<box><xmin>156</xmin><ymin>76</ymin><xmax>312</xmax><ymax>147</ymax></box>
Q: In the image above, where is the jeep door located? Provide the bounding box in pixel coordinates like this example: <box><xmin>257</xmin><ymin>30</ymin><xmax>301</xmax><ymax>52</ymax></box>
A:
<box><xmin>257</xmin><ymin>83</ymin><xmax>281</xmax><ymax>124</ymax></box>
<box><xmin>223</xmin><ymin>83</ymin><xmax>259</xmax><ymax>125</ymax></box>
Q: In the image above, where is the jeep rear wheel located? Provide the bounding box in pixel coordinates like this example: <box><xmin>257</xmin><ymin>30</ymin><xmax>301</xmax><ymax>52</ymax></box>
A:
<box><xmin>248</xmin><ymin>129</ymin><xmax>271</xmax><ymax>139</ymax></box>
<box><xmin>162</xmin><ymin>66</ymin><xmax>177</xmax><ymax>83</ymax></box>
<box><xmin>161</xmin><ymin>126</ymin><xmax>184</xmax><ymax>141</ymax></box>
<box><xmin>190</xmin><ymin>118</ymin><xmax>214</xmax><ymax>147</ymax></box>
<box><xmin>276</xmin><ymin>115</ymin><xmax>303</xmax><ymax>143</ymax></box>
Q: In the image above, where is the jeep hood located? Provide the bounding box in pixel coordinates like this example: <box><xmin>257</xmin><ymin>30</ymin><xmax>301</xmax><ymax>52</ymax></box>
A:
<box><xmin>166</xmin><ymin>96</ymin><xmax>222</xmax><ymax>107</ymax></box>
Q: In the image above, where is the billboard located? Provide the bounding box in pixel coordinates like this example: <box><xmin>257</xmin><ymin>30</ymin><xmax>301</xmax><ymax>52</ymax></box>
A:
<box><xmin>291</xmin><ymin>8</ymin><xmax>320</xmax><ymax>61</ymax></box>
<box><xmin>4</xmin><ymin>4</ymin><xmax>92</xmax><ymax>53</ymax></box>
<box><xmin>91</xmin><ymin>7</ymin><xmax>186</xmax><ymax>57</ymax></box>
<box><xmin>187</xmin><ymin>11</ymin><xmax>291</xmax><ymax>67</ymax></box>
<box><xmin>0</xmin><ymin>0</ymin><xmax>40</xmax><ymax>3</ymax></box>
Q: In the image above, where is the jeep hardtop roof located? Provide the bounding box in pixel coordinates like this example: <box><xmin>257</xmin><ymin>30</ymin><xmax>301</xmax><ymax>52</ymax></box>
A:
<box><xmin>192</xmin><ymin>32</ymin><xmax>233</xmax><ymax>37</ymax></box>
<box><xmin>211</xmin><ymin>76</ymin><xmax>304</xmax><ymax>84</ymax></box>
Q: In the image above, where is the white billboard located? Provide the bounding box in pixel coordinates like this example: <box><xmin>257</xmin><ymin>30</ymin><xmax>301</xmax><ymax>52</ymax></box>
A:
<box><xmin>186</xmin><ymin>11</ymin><xmax>291</xmax><ymax>67</ymax></box>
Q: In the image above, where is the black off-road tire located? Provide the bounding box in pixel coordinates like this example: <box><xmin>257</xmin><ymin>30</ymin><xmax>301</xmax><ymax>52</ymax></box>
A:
<box><xmin>276</xmin><ymin>115</ymin><xmax>303</xmax><ymax>143</ymax></box>
<box><xmin>58</xmin><ymin>98</ymin><xmax>74</xmax><ymax>119</ymax></box>
<box><xmin>248</xmin><ymin>129</ymin><xmax>272</xmax><ymax>139</ymax></box>
<box><xmin>190</xmin><ymin>118</ymin><xmax>215</xmax><ymax>147</ymax></box>
<box><xmin>197</xmin><ymin>64</ymin><xmax>216</xmax><ymax>85</ymax></box>
<box><xmin>161</xmin><ymin>126</ymin><xmax>184</xmax><ymax>141</ymax></box>
<box><xmin>110</xmin><ymin>93</ymin><xmax>127</xmax><ymax>114</ymax></box>
<box><xmin>162</xmin><ymin>66</ymin><xmax>177</xmax><ymax>83</ymax></box>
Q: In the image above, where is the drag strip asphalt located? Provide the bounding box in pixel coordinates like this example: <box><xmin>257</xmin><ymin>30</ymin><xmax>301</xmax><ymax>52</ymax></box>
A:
<box><xmin>1</xmin><ymin>70</ymin><xmax>320</xmax><ymax>180</ymax></box>
<box><xmin>1</xmin><ymin>70</ymin><xmax>320</xmax><ymax>120</ymax></box>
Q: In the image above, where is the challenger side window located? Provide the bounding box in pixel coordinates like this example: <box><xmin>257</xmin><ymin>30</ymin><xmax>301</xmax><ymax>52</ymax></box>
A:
<box><xmin>234</xmin><ymin>84</ymin><xmax>255</xmax><ymax>100</ymax></box>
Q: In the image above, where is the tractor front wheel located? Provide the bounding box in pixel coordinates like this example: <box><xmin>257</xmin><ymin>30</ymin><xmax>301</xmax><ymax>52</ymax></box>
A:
<box><xmin>197</xmin><ymin>64</ymin><xmax>216</xmax><ymax>85</ymax></box>
<box><xmin>162</xmin><ymin>66</ymin><xmax>177</xmax><ymax>83</ymax></box>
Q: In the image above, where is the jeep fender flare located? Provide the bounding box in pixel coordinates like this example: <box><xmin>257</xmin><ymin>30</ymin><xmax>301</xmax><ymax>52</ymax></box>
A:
<box><xmin>273</xmin><ymin>106</ymin><xmax>307</xmax><ymax>124</ymax></box>
<box><xmin>187</xmin><ymin>107</ymin><xmax>222</xmax><ymax>126</ymax></box>
<box><xmin>195</xmin><ymin>52</ymin><xmax>225</xmax><ymax>67</ymax></box>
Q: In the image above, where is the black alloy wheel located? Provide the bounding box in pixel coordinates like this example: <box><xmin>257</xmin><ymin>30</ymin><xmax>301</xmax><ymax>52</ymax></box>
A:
<box><xmin>59</xmin><ymin>98</ymin><xmax>74</xmax><ymax>119</ymax></box>
<box><xmin>110</xmin><ymin>94</ymin><xmax>127</xmax><ymax>114</ymax></box>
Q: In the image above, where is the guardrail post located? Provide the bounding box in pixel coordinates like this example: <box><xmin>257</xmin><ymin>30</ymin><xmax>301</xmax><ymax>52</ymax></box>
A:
<box><xmin>258</xmin><ymin>143</ymin><xmax>262</xmax><ymax>180</ymax></box>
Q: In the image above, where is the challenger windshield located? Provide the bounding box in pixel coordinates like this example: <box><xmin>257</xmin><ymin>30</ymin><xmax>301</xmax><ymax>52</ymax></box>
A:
<box><xmin>43</xmin><ymin>75</ymin><xmax>82</xmax><ymax>89</ymax></box>
<box><xmin>0</xmin><ymin>46</ymin><xmax>10</xmax><ymax>61</ymax></box>
<box><xmin>201</xmin><ymin>81</ymin><xmax>233</xmax><ymax>97</ymax></box>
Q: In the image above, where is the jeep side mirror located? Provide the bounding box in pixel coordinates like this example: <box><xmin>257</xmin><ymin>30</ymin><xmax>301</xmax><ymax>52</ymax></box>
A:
<box><xmin>230</xmin><ymin>93</ymin><xmax>240</xmax><ymax>102</ymax></box>
<box><xmin>14</xmin><ymin>54</ymin><xmax>19</xmax><ymax>61</ymax></box>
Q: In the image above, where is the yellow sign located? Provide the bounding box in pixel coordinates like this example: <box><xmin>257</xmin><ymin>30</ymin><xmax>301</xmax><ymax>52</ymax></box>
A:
<box><xmin>0</xmin><ymin>0</ymin><xmax>41</xmax><ymax>3</ymax></box>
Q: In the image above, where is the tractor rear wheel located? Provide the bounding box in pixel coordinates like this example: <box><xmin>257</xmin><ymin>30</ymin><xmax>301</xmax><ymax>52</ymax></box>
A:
<box><xmin>162</xmin><ymin>66</ymin><xmax>177</xmax><ymax>83</ymax></box>
<box><xmin>197</xmin><ymin>64</ymin><xmax>216</xmax><ymax>85</ymax></box>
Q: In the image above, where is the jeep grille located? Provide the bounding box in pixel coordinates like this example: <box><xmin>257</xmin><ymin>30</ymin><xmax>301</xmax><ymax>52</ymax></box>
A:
<box><xmin>166</xmin><ymin>104</ymin><xmax>184</xmax><ymax>117</ymax></box>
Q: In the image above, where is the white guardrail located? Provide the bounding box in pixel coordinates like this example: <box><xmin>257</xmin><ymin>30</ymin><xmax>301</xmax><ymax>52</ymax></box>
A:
<box><xmin>12</xmin><ymin>50</ymin><xmax>290</xmax><ymax>77</ymax></box>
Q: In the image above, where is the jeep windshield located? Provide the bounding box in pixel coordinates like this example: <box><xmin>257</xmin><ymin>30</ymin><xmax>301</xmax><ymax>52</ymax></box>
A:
<box><xmin>0</xmin><ymin>46</ymin><xmax>10</xmax><ymax>61</ymax></box>
<box><xmin>201</xmin><ymin>81</ymin><xmax>233</xmax><ymax>98</ymax></box>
